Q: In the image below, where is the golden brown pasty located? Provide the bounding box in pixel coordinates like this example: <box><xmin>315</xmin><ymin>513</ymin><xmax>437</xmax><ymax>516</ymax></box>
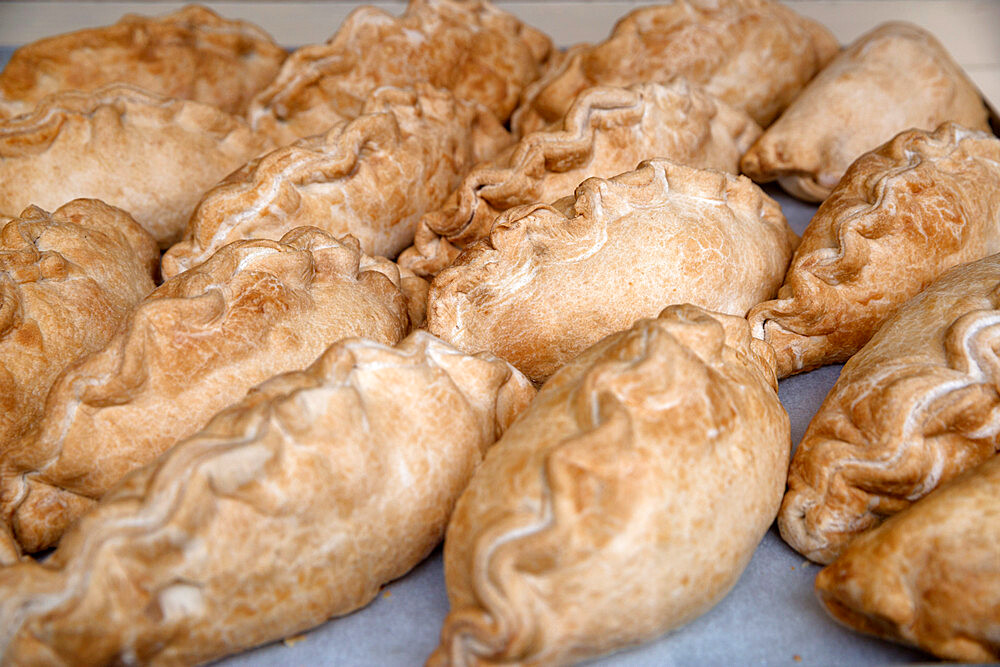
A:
<box><xmin>0</xmin><ymin>85</ymin><xmax>269</xmax><ymax>248</ymax></box>
<box><xmin>779</xmin><ymin>253</ymin><xmax>1000</xmax><ymax>564</ymax></box>
<box><xmin>741</xmin><ymin>23</ymin><xmax>991</xmax><ymax>202</ymax></box>
<box><xmin>161</xmin><ymin>86</ymin><xmax>511</xmax><ymax>279</ymax></box>
<box><xmin>247</xmin><ymin>0</ymin><xmax>552</xmax><ymax>146</ymax></box>
<box><xmin>0</xmin><ymin>201</ymin><xmax>158</xmax><ymax>473</ymax></box>
<box><xmin>399</xmin><ymin>80</ymin><xmax>762</xmax><ymax>277</ymax></box>
<box><xmin>430</xmin><ymin>304</ymin><xmax>790</xmax><ymax>666</ymax></box>
<box><xmin>511</xmin><ymin>0</ymin><xmax>838</xmax><ymax>135</ymax></box>
<box><xmin>748</xmin><ymin>123</ymin><xmax>1000</xmax><ymax>378</ymax></box>
<box><xmin>815</xmin><ymin>454</ymin><xmax>1000</xmax><ymax>662</ymax></box>
<box><xmin>427</xmin><ymin>158</ymin><xmax>798</xmax><ymax>383</ymax></box>
<box><xmin>0</xmin><ymin>227</ymin><xmax>420</xmax><ymax>554</ymax></box>
<box><xmin>0</xmin><ymin>331</ymin><xmax>535</xmax><ymax>665</ymax></box>
<box><xmin>0</xmin><ymin>4</ymin><xmax>286</xmax><ymax>115</ymax></box>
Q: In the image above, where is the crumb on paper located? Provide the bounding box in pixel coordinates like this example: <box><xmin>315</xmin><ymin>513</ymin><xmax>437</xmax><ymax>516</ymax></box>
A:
<box><xmin>382</xmin><ymin>589</ymin><xmax>392</xmax><ymax>599</ymax></box>
<box><xmin>283</xmin><ymin>634</ymin><xmax>307</xmax><ymax>648</ymax></box>
<box><xmin>800</xmin><ymin>560</ymin><xmax>811</xmax><ymax>569</ymax></box>
<box><xmin>790</xmin><ymin>565</ymin><xmax>795</xmax><ymax>571</ymax></box>
<box><xmin>793</xmin><ymin>655</ymin><xmax>803</xmax><ymax>662</ymax></box>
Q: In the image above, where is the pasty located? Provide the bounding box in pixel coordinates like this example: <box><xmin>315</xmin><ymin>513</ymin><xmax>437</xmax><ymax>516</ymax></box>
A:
<box><xmin>247</xmin><ymin>0</ymin><xmax>552</xmax><ymax>146</ymax></box>
<box><xmin>0</xmin><ymin>331</ymin><xmax>535</xmax><ymax>665</ymax></box>
<box><xmin>162</xmin><ymin>86</ymin><xmax>511</xmax><ymax>278</ymax></box>
<box><xmin>748</xmin><ymin>123</ymin><xmax>1000</xmax><ymax>378</ymax></box>
<box><xmin>0</xmin><ymin>227</ymin><xmax>420</xmax><ymax>554</ymax></box>
<box><xmin>399</xmin><ymin>80</ymin><xmax>762</xmax><ymax>277</ymax></box>
<box><xmin>0</xmin><ymin>5</ymin><xmax>286</xmax><ymax>115</ymax></box>
<box><xmin>427</xmin><ymin>158</ymin><xmax>797</xmax><ymax>383</ymax></box>
<box><xmin>741</xmin><ymin>22</ymin><xmax>991</xmax><ymax>202</ymax></box>
<box><xmin>0</xmin><ymin>200</ymin><xmax>158</xmax><ymax>474</ymax></box>
<box><xmin>779</xmin><ymin>253</ymin><xmax>1000</xmax><ymax>564</ymax></box>
<box><xmin>511</xmin><ymin>0</ymin><xmax>838</xmax><ymax>135</ymax></box>
<box><xmin>0</xmin><ymin>85</ymin><xmax>269</xmax><ymax>247</ymax></box>
<box><xmin>815</xmin><ymin>454</ymin><xmax>1000</xmax><ymax>662</ymax></box>
<box><xmin>430</xmin><ymin>304</ymin><xmax>790</xmax><ymax>666</ymax></box>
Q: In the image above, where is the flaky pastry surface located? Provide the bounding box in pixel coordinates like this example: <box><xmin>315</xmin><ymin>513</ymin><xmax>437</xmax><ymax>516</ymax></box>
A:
<box><xmin>741</xmin><ymin>22</ymin><xmax>991</xmax><ymax>202</ymax></box>
<box><xmin>779</xmin><ymin>253</ymin><xmax>1000</xmax><ymax>564</ymax></box>
<box><xmin>0</xmin><ymin>331</ymin><xmax>534</xmax><ymax>666</ymax></box>
<box><xmin>0</xmin><ymin>227</ymin><xmax>418</xmax><ymax>554</ymax></box>
<box><xmin>399</xmin><ymin>80</ymin><xmax>762</xmax><ymax>277</ymax></box>
<box><xmin>162</xmin><ymin>86</ymin><xmax>511</xmax><ymax>278</ymax></box>
<box><xmin>430</xmin><ymin>305</ymin><xmax>789</xmax><ymax>666</ymax></box>
<box><xmin>248</xmin><ymin>0</ymin><xmax>551</xmax><ymax>145</ymax></box>
<box><xmin>748</xmin><ymin>123</ymin><xmax>1000</xmax><ymax>378</ymax></box>
<box><xmin>0</xmin><ymin>85</ymin><xmax>269</xmax><ymax>248</ymax></box>
<box><xmin>427</xmin><ymin>158</ymin><xmax>797</xmax><ymax>382</ymax></box>
<box><xmin>816</xmin><ymin>454</ymin><xmax>1000</xmax><ymax>662</ymax></box>
<box><xmin>0</xmin><ymin>4</ymin><xmax>286</xmax><ymax>115</ymax></box>
<box><xmin>511</xmin><ymin>0</ymin><xmax>838</xmax><ymax>134</ymax></box>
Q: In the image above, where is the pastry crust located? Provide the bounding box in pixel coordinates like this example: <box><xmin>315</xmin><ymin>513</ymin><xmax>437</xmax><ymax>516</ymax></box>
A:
<box><xmin>427</xmin><ymin>158</ymin><xmax>798</xmax><ymax>383</ymax></box>
<box><xmin>511</xmin><ymin>0</ymin><xmax>838</xmax><ymax>135</ymax></box>
<box><xmin>0</xmin><ymin>227</ymin><xmax>419</xmax><ymax>554</ymax></box>
<box><xmin>0</xmin><ymin>4</ymin><xmax>286</xmax><ymax>115</ymax></box>
<box><xmin>162</xmin><ymin>86</ymin><xmax>511</xmax><ymax>278</ymax></box>
<box><xmin>815</xmin><ymin>454</ymin><xmax>1000</xmax><ymax>662</ymax></box>
<box><xmin>779</xmin><ymin>253</ymin><xmax>1000</xmax><ymax>564</ymax></box>
<box><xmin>0</xmin><ymin>85</ymin><xmax>269</xmax><ymax>248</ymax></box>
<box><xmin>399</xmin><ymin>80</ymin><xmax>762</xmax><ymax>277</ymax></box>
<box><xmin>0</xmin><ymin>201</ymin><xmax>158</xmax><ymax>507</ymax></box>
<box><xmin>0</xmin><ymin>331</ymin><xmax>535</xmax><ymax>665</ymax></box>
<box><xmin>430</xmin><ymin>305</ymin><xmax>789</xmax><ymax>666</ymax></box>
<box><xmin>741</xmin><ymin>22</ymin><xmax>991</xmax><ymax>202</ymax></box>
<box><xmin>247</xmin><ymin>0</ymin><xmax>552</xmax><ymax>146</ymax></box>
<box><xmin>748</xmin><ymin>123</ymin><xmax>1000</xmax><ymax>378</ymax></box>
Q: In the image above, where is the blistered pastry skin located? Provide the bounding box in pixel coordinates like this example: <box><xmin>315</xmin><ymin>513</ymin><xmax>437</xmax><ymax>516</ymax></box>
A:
<box><xmin>748</xmin><ymin>123</ymin><xmax>1000</xmax><ymax>378</ymax></box>
<box><xmin>427</xmin><ymin>158</ymin><xmax>797</xmax><ymax>383</ymax></box>
<box><xmin>0</xmin><ymin>227</ymin><xmax>418</xmax><ymax>554</ymax></box>
<box><xmin>779</xmin><ymin>254</ymin><xmax>1000</xmax><ymax>564</ymax></box>
<box><xmin>816</xmin><ymin>454</ymin><xmax>1000</xmax><ymax>662</ymax></box>
<box><xmin>248</xmin><ymin>0</ymin><xmax>552</xmax><ymax>145</ymax></box>
<box><xmin>0</xmin><ymin>5</ymin><xmax>286</xmax><ymax>115</ymax></box>
<box><xmin>0</xmin><ymin>331</ymin><xmax>535</xmax><ymax>666</ymax></box>
<box><xmin>162</xmin><ymin>86</ymin><xmax>511</xmax><ymax>278</ymax></box>
<box><xmin>741</xmin><ymin>23</ymin><xmax>990</xmax><ymax>202</ymax></box>
<box><xmin>0</xmin><ymin>85</ymin><xmax>269</xmax><ymax>247</ymax></box>
<box><xmin>430</xmin><ymin>305</ymin><xmax>790</xmax><ymax>666</ymax></box>
<box><xmin>511</xmin><ymin>0</ymin><xmax>838</xmax><ymax>134</ymax></box>
<box><xmin>399</xmin><ymin>80</ymin><xmax>762</xmax><ymax>277</ymax></box>
<box><xmin>0</xmin><ymin>201</ymin><xmax>158</xmax><ymax>531</ymax></box>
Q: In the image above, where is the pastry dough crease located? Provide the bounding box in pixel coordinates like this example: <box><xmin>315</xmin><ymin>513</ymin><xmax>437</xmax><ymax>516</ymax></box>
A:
<box><xmin>779</xmin><ymin>253</ymin><xmax>1000</xmax><ymax>564</ymax></box>
<box><xmin>427</xmin><ymin>158</ymin><xmax>798</xmax><ymax>383</ymax></box>
<box><xmin>0</xmin><ymin>331</ymin><xmax>535</xmax><ymax>666</ymax></box>
<box><xmin>399</xmin><ymin>80</ymin><xmax>762</xmax><ymax>277</ymax></box>
<box><xmin>748</xmin><ymin>123</ymin><xmax>1000</xmax><ymax>378</ymax></box>
<box><xmin>162</xmin><ymin>85</ymin><xmax>511</xmax><ymax>278</ymax></box>
<box><xmin>430</xmin><ymin>304</ymin><xmax>790</xmax><ymax>666</ymax></box>
<box><xmin>0</xmin><ymin>227</ymin><xmax>419</xmax><ymax>554</ymax></box>
<box><xmin>511</xmin><ymin>0</ymin><xmax>838</xmax><ymax>135</ymax></box>
<box><xmin>0</xmin><ymin>85</ymin><xmax>270</xmax><ymax>247</ymax></box>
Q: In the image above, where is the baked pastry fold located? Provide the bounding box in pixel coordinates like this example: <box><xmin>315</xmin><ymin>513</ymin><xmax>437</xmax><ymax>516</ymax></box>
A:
<box><xmin>162</xmin><ymin>86</ymin><xmax>511</xmax><ymax>278</ymax></box>
<box><xmin>247</xmin><ymin>0</ymin><xmax>552</xmax><ymax>146</ymax></box>
<box><xmin>0</xmin><ymin>226</ymin><xmax>419</xmax><ymax>554</ymax></box>
<box><xmin>399</xmin><ymin>80</ymin><xmax>762</xmax><ymax>277</ymax></box>
<box><xmin>0</xmin><ymin>4</ymin><xmax>286</xmax><ymax>115</ymax></box>
<box><xmin>779</xmin><ymin>253</ymin><xmax>1000</xmax><ymax>564</ymax></box>
<box><xmin>430</xmin><ymin>304</ymin><xmax>790</xmax><ymax>666</ymax></box>
<box><xmin>427</xmin><ymin>158</ymin><xmax>797</xmax><ymax>383</ymax></box>
<box><xmin>815</xmin><ymin>454</ymin><xmax>1000</xmax><ymax>662</ymax></box>
<box><xmin>748</xmin><ymin>123</ymin><xmax>1000</xmax><ymax>378</ymax></box>
<box><xmin>0</xmin><ymin>331</ymin><xmax>535</xmax><ymax>665</ymax></box>
<box><xmin>511</xmin><ymin>0</ymin><xmax>838</xmax><ymax>135</ymax></box>
<box><xmin>0</xmin><ymin>201</ymin><xmax>158</xmax><ymax>489</ymax></box>
<box><xmin>0</xmin><ymin>85</ymin><xmax>269</xmax><ymax>247</ymax></box>
<box><xmin>741</xmin><ymin>22</ymin><xmax>991</xmax><ymax>202</ymax></box>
